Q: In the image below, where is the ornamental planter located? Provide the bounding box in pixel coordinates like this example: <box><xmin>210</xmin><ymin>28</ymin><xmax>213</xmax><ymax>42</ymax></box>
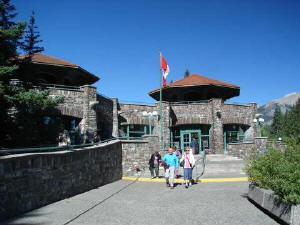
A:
<box><xmin>248</xmin><ymin>184</ymin><xmax>300</xmax><ymax>225</ymax></box>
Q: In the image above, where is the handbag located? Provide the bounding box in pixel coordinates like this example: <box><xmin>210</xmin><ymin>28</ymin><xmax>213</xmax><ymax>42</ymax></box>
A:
<box><xmin>180</xmin><ymin>160</ymin><xmax>185</xmax><ymax>167</ymax></box>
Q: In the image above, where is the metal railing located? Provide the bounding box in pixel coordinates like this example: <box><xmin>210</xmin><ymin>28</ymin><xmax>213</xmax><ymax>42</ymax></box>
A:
<box><xmin>118</xmin><ymin>100</ymin><xmax>156</xmax><ymax>106</ymax></box>
<box><xmin>224</xmin><ymin>102</ymin><xmax>249</xmax><ymax>106</ymax></box>
<box><xmin>169</xmin><ymin>100</ymin><xmax>210</xmax><ymax>105</ymax></box>
<box><xmin>40</xmin><ymin>83</ymin><xmax>81</xmax><ymax>90</ymax></box>
<box><xmin>0</xmin><ymin>138</ymin><xmax>117</xmax><ymax>156</ymax></box>
<box><xmin>195</xmin><ymin>150</ymin><xmax>206</xmax><ymax>182</ymax></box>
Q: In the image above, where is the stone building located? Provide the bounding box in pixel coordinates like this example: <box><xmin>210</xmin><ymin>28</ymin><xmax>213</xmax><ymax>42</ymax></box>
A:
<box><xmin>15</xmin><ymin>53</ymin><xmax>259</xmax><ymax>154</ymax></box>
<box><xmin>13</xmin><ymin>53</ymin><xmax>116</xmax><ymax>142</ymax></box>
<box><xmin>118</xmin><ymin>74</ymin><xmax>258</xmax><ymax>154</ymax></box>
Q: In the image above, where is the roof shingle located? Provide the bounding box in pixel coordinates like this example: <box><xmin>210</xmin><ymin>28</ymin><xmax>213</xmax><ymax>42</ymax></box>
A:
<box><xmin>17</xmin><ymin>53</ymin><xmax>78</xmax><ymax>67</ymax></box>
<box><xmin>149</xmin><ymin>74</ymin><xmax>239</xmax><ymax>94</ymax></box>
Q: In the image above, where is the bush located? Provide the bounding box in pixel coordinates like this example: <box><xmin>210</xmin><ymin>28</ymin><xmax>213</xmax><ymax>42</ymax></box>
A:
<box><xmin>245</xmin><ymin>138</ymin><xmax>300</xmax><ymax>204</ymax></box>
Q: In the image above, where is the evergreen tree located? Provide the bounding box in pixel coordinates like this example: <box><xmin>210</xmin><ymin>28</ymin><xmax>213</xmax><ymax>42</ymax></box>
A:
<box><xmin>284</xmin><ymin>98</ymin><xmax>300</xmax><ymax>141</ymax></box>
<box><xmin>0</xmin><ymin>0</ymin><xmax>26</xmax><ymax>145</ymax></box>
<box><xmin>184</xmin><ymin>69</ymin><xmax>190</xmax><ymax>78</ymax></box>
<box><xmin>0</xmin><ymin>1</ymin><xmax>63</xmax><ymax>147</ymax></box>
<box><xmin>270</xmin><ymin>105</ymin><xmax>283</xmax><ymax>138</ymax></box>
<box><xmin>22</xmin><ymin>11</ymin><xmax>44</xmax><ymax>55</ymax></box>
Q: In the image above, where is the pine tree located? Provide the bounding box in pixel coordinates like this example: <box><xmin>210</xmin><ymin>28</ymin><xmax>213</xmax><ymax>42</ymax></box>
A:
<box><xmin>0</xmin><ymin>1</ymin><xmax>63</xmax><ymax>147</ymax></box>
<box><xmin>0</xmin><ymin>0</ymin><xmax>26</xmax><ymax>145</ymax></box>
<box><xmin>184</xmin><ymin>69</ymin><xmax>190</xmax><ymax>78</ymax></box>
<box><xmin>270</xmin><ymin>105</ymin><xmax>283</xmax><ymax>138</ymax></box>
<box><xmin>22</xmin><ymin>11</ymin><xmax>44</xmax><ymax>55</ymax></box>
<box><xmin>285</xmin><ymin>98</ymin><xmax>300</xmax><ymax>141</ymax></box>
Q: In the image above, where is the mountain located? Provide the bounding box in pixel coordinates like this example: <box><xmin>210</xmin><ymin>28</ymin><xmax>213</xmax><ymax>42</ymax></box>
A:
<box><xmin>258</xmin><ymin>92</ymin><xmax>300</xmax><ymax>126</ymax></box>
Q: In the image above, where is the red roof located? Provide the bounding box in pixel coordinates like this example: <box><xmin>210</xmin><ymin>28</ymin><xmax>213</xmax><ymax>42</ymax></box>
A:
<box><xmin>149</xmin><ymin>74</ymin><xmax>239</xmax><ymax>94</ymax></box>
<box><xmin>17</xmin><ymin>53</ymin><xmax>78</xmax><ymax>67</ymax></box>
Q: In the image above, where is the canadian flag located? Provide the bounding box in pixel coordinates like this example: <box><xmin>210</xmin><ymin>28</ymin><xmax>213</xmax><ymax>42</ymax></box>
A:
<box><xmin>160</xmin><ymin>53</ymin><xmax>169</xmax><ymax>87</ymax></box>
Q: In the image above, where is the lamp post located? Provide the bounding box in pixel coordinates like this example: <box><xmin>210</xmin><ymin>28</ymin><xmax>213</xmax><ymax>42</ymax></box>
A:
<box><xmin>142</xmin><ymin>111</ymin><xmax>158</xmax><ymax>135</ymax></box>
<box><xmin>253</xmin><ymin>115</ymin><xmax>264</xmax><ymax>137</ymax></box>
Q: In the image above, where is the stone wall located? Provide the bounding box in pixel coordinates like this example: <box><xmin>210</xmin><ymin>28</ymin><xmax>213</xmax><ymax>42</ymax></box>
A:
<box><xmin>121</xmin><ymin>135</ymin><xmax>160</xmax><ymax>176</ymax></box>
<box><xmin>222</xmin><ymin>103</ymin><xmax>254</xmax><ymax>125</ymax></box>
<box><xmin>95</xmin><ymin>94</ymin><xmax>114</xmax><ymax>139</ymax></box>
<box><xmin>0</xmin><ymin>140</ymin><xmax>122</xmax><ymax>221</ymax></box>
<box><xmin>118</xmin><ymin>103</ymin><xmax>156</xmax><ymax>125</ymax></box>
<box><xmin>48</xmin><ymin>86</ymin><xmax>85</xmax><ymax>118</ymax></box>
<box><xmin>226</xmin><ymin>137</ymin><xmax>268</xmax><ymax>158</ymax></box>
<box><xmin>226</xmin><ymin>141</ymin><xmax>255</xmax><ymax>158</ymax></box>
<box><xmin>47</xmin><ymin>85</ymin><xmax>99</xmax><ymax>142</ymax></box>
<box><xmin>169</xmin><ymin>102</ymin><xmax>212</xmax><ymax>125</ymax></box>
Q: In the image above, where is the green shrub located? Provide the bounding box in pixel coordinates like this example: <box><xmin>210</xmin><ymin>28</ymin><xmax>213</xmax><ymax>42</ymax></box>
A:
<box><xmin>245</xmin><ymin>139</ymin><xmax>300</xmax><ymax>204</ymax></box>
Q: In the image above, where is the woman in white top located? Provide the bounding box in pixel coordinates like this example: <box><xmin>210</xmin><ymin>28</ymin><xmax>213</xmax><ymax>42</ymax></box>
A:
<box><xmin>180</xmin><ymin>147</ymin><xmax>195</xmax><ymax>188</ymax></box>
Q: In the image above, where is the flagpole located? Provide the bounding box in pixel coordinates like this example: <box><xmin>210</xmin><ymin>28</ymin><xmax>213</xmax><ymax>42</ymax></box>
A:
<box><xmin>159</xmin><ymin>52</ymin><xmax>163</xmax><ymax>151</ymax></box>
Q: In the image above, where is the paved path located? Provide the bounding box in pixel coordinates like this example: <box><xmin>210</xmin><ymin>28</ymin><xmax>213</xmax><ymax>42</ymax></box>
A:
<box><xmin>2</xmin><ymin>179</ymin><xmax>280</xmax><ymax>225</ymax></box>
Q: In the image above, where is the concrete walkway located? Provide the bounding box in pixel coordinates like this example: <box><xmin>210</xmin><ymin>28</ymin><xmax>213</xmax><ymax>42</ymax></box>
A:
<box><xmin>1</xmin><ymin>180</ymin><xmax>280</xmax><ymax>225</ymax></box>
<box><xmin>1</xmin><ymin>154</ymin><xmax>280</xmax><ymax>225</ymax></box>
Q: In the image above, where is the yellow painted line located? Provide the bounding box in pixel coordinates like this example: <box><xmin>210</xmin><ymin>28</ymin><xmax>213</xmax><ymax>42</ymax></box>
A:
<box><xmin>122</xmin><ymin>177</ymin><xmax>248</xmax><ymax>183</ymax></box>
<box><xmin>199</xmin><ymin>177</ymin><xmax>248</xmax><ymax>182</ymax></box>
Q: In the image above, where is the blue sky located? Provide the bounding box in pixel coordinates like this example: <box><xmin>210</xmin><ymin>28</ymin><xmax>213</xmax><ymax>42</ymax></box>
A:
<box><xmin>14</xmin><ymin>0</ymin><xmax>300</xmax><ymax>106</ymax></box>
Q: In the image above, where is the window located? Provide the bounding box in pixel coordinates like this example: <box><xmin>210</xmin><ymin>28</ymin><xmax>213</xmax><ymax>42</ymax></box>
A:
<box><xmin>119</xmin><ymin>124</ymin><xmax>154</xmax><ymax>139</ymax></box>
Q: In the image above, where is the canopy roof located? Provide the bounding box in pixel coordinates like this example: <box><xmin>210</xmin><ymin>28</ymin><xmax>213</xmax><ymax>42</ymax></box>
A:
<box><xmin>148</xmin><ymin>74</ymin><xmax>240</xmax><ymax>102</ymax></box>
<box><xmin>14</xmin><ymin>53</ymin><xmax>99</xmax><ymax>86</ymax></box>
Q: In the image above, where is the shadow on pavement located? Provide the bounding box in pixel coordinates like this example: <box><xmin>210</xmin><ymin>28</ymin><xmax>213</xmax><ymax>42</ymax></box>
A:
<box><xmin>1</xmin><ymin>211</ymin><xmax>48</xmax><ymax>225</ymax></box>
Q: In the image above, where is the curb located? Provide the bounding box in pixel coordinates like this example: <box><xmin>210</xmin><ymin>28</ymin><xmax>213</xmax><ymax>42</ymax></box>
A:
<box><xmin>248</xmin><ymin>184</ymin><xmax>300</xmax><ymax>225</ymax></box>
<box><xmin>122</xmin><ymin>177</ymin><xmax>248</xmax><ymax>183</ymax></box>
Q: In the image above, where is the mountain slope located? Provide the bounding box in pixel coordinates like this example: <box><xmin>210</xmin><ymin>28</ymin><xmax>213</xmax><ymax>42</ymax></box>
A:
<box><xmin>258</xmin><ymin>92</ymin><xmax>300</xmax><ymax>126</ymax></box>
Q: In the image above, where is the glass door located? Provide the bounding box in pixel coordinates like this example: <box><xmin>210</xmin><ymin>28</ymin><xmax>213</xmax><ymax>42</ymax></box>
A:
<box><xmin>180</xmin><ymin>130</ymin><xmax>201</xmax><ymax>154</ymax></box>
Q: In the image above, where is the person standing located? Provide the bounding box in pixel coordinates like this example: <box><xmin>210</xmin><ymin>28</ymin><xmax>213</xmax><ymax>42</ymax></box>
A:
<box><xmin>162</xmin><ymin>148</ymin><xmax>179</xmax><ymax>189</ymax></box>
<box><xmin>93</xmin><ymin>131</ymin><xmax>100</xmax><ymax>143</ymax></box>
<box><xmin>190</xmin><ymin>138</ymin><xmax>199</xmax><ymax>154</ymax></box>
<box><xmin>180</xmin><ymin>147</ymin><xmax>195</xmax><ymax>188</ymax></box>
<box><xmin>173</xmin><ymin>146</ymin><xmax>182</xmax><ymax>178</ymax></box>
<box><xmin>148</xmin><ymin>151</ymin><xmax>161</xmax><ymax>178</ymax></box>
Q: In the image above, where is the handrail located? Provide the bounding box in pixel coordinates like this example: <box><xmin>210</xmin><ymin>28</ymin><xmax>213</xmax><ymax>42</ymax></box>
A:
<box><xmin>170</xmin><ymin>100</ymin><xmax>210</xmax><ymax>105</ymax></box>
<box><xmin>224</xmin><ymin>102</ymin><xmax>249</xmax><ymax>106</ymax></box>
<box><xmin>195</xmin><ymin>150</ymin><xmax>206</xmax><ymax>182</ymax></box>
<box><xmin>118</xmin><ymin>100</ymin><xmax>156</xmax><ymax>106</ymax></box>
<box><xmin>39</xmin><ymin>83</ymin><xmax>81</xmax><ymax>90</ymax></box>
<box><xmin>0</xmin><ymin>138</ymin><xmax>118</xmax><ymax>156</ymax></box>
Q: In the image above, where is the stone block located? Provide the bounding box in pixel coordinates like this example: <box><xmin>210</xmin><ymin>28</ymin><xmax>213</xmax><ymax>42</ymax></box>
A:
<box><xmin>263</xmin><ymin>190</ymin><xmax>292</xmax><ymax>223</ymax></box>
<box><xmin>248</xmin><ymin>184</ymin><xmax>264</xmax><ymax>206</ymax></box>
<box><xmin>248</xmin><ymin>184</ymin><xmax>300</xmax><ymax>225</ymax></box>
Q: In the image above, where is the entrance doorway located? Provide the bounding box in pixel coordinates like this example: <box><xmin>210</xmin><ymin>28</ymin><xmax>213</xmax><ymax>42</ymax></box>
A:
<box><xmin>180</xmin><ymin>130</ymin><xmax>201</xmax><ymax>154</ymax></box>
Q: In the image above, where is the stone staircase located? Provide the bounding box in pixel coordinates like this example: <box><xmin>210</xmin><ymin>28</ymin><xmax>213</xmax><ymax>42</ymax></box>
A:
<box><xmin>197</xmin><ymin>154</ymin><xmax>246</xmax><ymax>178</ymax></box>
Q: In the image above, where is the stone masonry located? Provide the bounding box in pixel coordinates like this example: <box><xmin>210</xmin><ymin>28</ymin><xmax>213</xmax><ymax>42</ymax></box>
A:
<box><xmin>47</xmin><ymin>84</ymin><xmax>258</xmax><ymax>154</ymax></box>
<box><xmin>0</xmin><ymin>140</ymin><xmax>122</xmax><ymax>221</ymax></box>
<box><xmin>118</xmin><ymin>99</ymin><xmax>257</xmax><ymax>153</ymax></box>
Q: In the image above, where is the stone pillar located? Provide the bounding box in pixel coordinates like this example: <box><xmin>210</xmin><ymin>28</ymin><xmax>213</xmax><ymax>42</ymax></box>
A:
<box><xmin>254</xmin><ymin>137</ymin><xmax>268</xmax><ymax>151</ymax></box>
<box><xmin>247</xmin><ymin>102</ymin><xmax>258</xmax><ymax>140</ymax></box>
<box><xmin>211</xmin><ymin>99</ymin><xmax>224</xmax><ymax>154</ymax></box>
<box><xmin>155</xmin><ymin>102</ymin><xmax>170</xmax><ymax>150</ymax></box>
<box><xmin>79</xmin><ymin>85</ymin><xmax>97</xmax><ymax>142</ymax></box>
<box><xmin>111</xmin><ymin>98</ymin><xmax>119</xmax><ymax>138</ymax></box>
